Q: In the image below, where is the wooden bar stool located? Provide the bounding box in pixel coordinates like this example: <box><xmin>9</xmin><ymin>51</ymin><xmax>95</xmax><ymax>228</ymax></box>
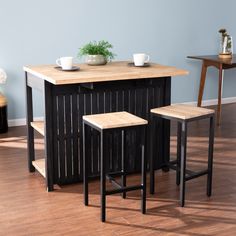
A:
<box><xmin>83</xmin><ymin>111</ymin><xmax>148</xmax><ymax>222</ymax></box>
<box><xmin>150</xmin><ymin>104</ymin><xmax>215</xmax><ymax>207</ymax></box>
<box><xmin>0</xmin><ymin>93</ymin><xmax>8</xmax><ymax>133</ymax></box>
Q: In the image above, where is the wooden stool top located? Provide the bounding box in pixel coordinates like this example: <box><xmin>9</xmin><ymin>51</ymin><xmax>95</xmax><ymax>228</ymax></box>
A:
<box><xmin>0</xmin><ymin>93</ymin><xmax>7</xmax><ymax>107</ymax></box>
<box><xmin>83</xmin><ymin>111</ymin><xmax>148</xmax><ymax>130</ymax></box>
<box><xmin>151</xmin><ymin>104</ymin><xmax>215</xmax><ymax>121</ymax></box>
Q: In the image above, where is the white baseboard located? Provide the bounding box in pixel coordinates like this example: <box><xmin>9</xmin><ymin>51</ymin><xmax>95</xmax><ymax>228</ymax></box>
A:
<box><xmin>8</xmin><ymin>117</ymin><xmax>44</xmax><ymax>127</ymax></box>
<box><xmin>7</xmin><ymin>96</ymin><xmax>236</xmax><ymax>127</ymax></box>
<box><xmin>181</xmin><ymin>96</ymin><xmax>236</xmax><ymax>107</ymax></box>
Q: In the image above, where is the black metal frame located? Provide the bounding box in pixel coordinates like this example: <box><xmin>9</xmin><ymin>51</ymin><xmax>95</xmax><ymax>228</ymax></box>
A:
<box><xmin>25</xmin><ymin>71</ymin><xmax>171</xmax><ymax>191</ymax></box>
<box><xmin>0</xmin><ymin>104</ymin><xmax>8</xmax><ymax>133</ymax></box>
<box><xmin>150</xmin><ymin>112</ymin><xmax>215</xmax><ymax>207</ymax></box>
<box><xmin>83</xmin><ymin>119</ymin><xmax>147</xmax><ymax>222</ymax></box>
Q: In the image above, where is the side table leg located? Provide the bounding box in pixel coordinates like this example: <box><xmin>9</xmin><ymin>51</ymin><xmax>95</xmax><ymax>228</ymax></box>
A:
<box><xmin>197</xmin><ymin>62</ymin><xmax>207</xmax><ymax>107</ymax></box>
<box><xmin>217</xmin><ymin>68</ymin><xmax>224</xmax><ymax>126</ymax></box>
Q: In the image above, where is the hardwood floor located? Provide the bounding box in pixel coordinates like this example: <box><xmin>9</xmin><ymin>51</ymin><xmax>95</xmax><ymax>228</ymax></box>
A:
<box><xmin>0</xmin><ymin>104</ymin><xmax>236</xmax><ymax>236</ymax></box>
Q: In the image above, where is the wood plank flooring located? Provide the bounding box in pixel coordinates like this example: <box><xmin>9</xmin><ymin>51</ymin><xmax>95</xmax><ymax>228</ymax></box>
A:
<box><xmin>0</xmin><ymin>104</ymin><xmax>236</xmax><ymax>235</ymax></box>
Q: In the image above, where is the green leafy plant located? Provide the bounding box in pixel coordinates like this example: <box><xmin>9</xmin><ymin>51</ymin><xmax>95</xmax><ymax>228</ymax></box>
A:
<box><xmin>78</xmin><ymin>40</ymin><xmax>116</xmax><ymax>60</ymax></box>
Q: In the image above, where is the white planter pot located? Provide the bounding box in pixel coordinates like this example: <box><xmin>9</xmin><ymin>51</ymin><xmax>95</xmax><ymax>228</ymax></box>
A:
<box><xmin>86</xmin><ymin>55</ymin><xmax>107</xmax><ymax>65</ymax></box>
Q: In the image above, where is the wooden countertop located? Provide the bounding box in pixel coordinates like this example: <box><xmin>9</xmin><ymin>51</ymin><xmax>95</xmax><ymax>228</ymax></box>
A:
<box><xmin>23</xmin><ymin>61</ymin><xmax>189</xmax><ymax>85</ymax></box>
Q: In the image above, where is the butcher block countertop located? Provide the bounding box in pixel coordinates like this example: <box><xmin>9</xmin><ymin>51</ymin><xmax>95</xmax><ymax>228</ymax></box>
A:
<box><xmin>23</xmin><ymin>61</ymin><xmax>189</xmax><ymax>85</ymax></box>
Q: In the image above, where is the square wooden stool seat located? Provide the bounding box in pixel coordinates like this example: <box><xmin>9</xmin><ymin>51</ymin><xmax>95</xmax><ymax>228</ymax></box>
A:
<box><xmin>83</xmin><ymin>111</ymin><xmax>148</xmax><ymax>222</ymax></box>
<box><xmin>83</xmin><ymin>111</ymin><xmax>148</xmax><ymax>130</ymax></box>
<box><xmin>150</xmin><ymin>104</ymin><xmax>215</xmax><ymax>207</ymax></box>
<box><xmin>151</xmin><ymin>104</ymin><xmax>214</xmax><ymax>121</ymax></box>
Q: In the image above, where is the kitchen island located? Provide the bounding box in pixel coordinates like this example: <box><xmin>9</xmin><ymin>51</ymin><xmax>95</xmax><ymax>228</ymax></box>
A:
<box><xmin>23</xmin><ymin>61</ymin><xmax>188</xmax><ymax>191</ymax></box>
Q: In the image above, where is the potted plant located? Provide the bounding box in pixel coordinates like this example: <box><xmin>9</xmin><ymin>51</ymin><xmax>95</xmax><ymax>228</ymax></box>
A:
<box><xmin>78</xmin><ymin>40</ymin><xmax>116</xmax><ymax>65</ymax></box>
<box><xmin>218</xmin><ymin>28</ymin><xmax>233</xmax><ymax>58</ymax></box>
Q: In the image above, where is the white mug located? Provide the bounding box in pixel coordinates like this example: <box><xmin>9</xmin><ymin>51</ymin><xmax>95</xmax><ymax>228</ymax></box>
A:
<box><xmin>56</xmin><ymin>57</ymin><xmax>73</xmax><ymax>70</ymax></box>
<box><xmin>133</xmin><ymin>53</ymin><xmax>150</xmax><ymax>66</ymax></box>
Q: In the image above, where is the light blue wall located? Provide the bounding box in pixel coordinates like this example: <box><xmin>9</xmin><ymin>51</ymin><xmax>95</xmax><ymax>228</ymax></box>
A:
<box><xmin>0</xmin><ymin>0</ymin><xmax>236</xmax><ymax>120</ymax></box>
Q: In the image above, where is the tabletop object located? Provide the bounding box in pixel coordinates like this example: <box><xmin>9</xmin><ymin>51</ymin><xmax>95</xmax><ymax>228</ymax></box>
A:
<box><xmin>187</xmin><ymin>55</ymin><xmax>236</xmax><ymax>125</ymax></box>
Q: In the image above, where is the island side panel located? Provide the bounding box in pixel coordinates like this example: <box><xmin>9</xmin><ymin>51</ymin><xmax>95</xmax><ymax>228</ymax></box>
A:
<box><xmin>44</xmin><ymin>81</ymin><xmax>55</xmax><ymax>191</ymax></box>
<box><xmin>25</xmin><ymin>72</ymin><xmax>35</xmax><ymax>172</ymax></box>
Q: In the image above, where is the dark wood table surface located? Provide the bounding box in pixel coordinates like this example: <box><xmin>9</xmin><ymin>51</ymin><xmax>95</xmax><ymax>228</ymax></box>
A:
<box><xmin>188</xmin><ymin>55</ymin><xmax>236</xmax><ymax>125</ymax></box>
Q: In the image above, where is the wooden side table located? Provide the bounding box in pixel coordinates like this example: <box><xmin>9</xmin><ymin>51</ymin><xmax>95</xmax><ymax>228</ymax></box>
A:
<box><xmin>188</xmin><ymin>55</ymin><xmax>236</xmax><ymax>125</ymax></box>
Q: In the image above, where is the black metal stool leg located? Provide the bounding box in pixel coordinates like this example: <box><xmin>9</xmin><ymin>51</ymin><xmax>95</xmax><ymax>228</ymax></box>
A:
<box><xmin>141</xmin><ymin>126</ymin><xmax>147</xmax><ymax>214</ymax></box>
<box><xmin>83</xmin><ymin>122</ymin><xmax>88</xmax><ymax>206</ymax></box>
<box><xmin>180</xmin><ymin>122</ymin><xmax>187</xmax><ymax>207</ymax></box>
<box><xmin>100</xmin><ymin>130</ymin><xmax>106</xmax><ymax>222</ymax></box>
<box><xmin>207</xmin><ymin>115</ymin><xmax>215</xmax><ymax>196</ymax></box>
<box><xmin>121</xmin><ymin>130</ymin><xmax>126</xmax><ymax>199</ymax></box>
<box><xmin>176</xmin><ymin>122</ymin><xmax>182</xmax><ymax>186</ymax></box>
<box><xmin>150</xmin><ymin>113</ymin><xmax>155</xmax><ymax>194</ymax></box>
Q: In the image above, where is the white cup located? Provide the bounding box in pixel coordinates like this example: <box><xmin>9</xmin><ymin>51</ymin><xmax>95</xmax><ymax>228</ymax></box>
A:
<box><xmin>133</xmin><ymin>53</ymin><xmax>150</xmax><ymax>66</ymax></box>
<box><xmin>56</xmin><ymin>57</ymin><xmax>73</xmax><ymax>70</ymax></box>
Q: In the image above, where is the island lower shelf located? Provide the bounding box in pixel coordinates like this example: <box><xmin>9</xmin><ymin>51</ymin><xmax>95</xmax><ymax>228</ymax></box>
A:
<box><xmin>31</xmin><ymin>121</ymin><xmax>45</xmax><ymax>136</ymax></box>
<box><xmin>32</xmin><ymin>158</ymin><xmax>46</xmax><ymax>178</ymax></box>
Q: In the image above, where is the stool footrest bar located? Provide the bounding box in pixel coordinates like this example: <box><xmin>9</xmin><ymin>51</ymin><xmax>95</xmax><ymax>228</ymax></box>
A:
<box><xmin>169</xmin><ymin>159</ymin><xmax>178</xmax><ymax>165</ymax></box>
<box><xmin>106</xmin><ymin>185</ymin><xmax>143</xmax><ymax>195</ymax></box>
<box><xmin>185</xmin><ymin>169</ymin><xmax>209</xmax><ymax>181</ymax></box>
<box><xmin>106</xmin><ymin>174</ymin><xmax>122</xmax><ymax>189</ymax></box>
<box><xmin>107</xmin><ymin>171</ymin><xmax>125</xmax><ymax>178</ymax></box>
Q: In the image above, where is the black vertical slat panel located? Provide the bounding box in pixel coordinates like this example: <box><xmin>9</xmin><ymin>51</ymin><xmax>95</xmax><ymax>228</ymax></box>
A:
<box><xmin>113</xmin><ymin>91</ymin><xmax>119</xmax><ymax>171</ymax></box>
<box><xmin>146</xmin><ymin>86</ymin><xmax>154</xmax><ymax>170</ymax></box>
<box><xmin>121</xmin><ymin>89</ymin><xmax>128</xmax><ymax>175</ymax></box>
<box><xmin>157</xmin><ymin>80</ymin><xmax>165</xmax><ymax>168</ymax></box>
<box><xmin>110</xmin><ymin>90</ymin><xmax>117</xmax><ymax>171</ymax></box>
<box><xmin>84</xmin><ymin>93</ymin><xmax>93</xmax><ymax>176</ymax></box>
<box><xmin>153</xmin><ymin>83</ymin><xmax>163</xmax><ymax>169</ymax></box>
<box><xmin>65</xmin><ymin>94</ymin><xmax>72</xmax><ymax>179</ymax></box>
<box><xmin>97</xmin><ymin>91</ymin><xmax>105</xmax><ymax>172</ymax></box>
<box><xmin>58</xmin><ymin>95</ymin><xmax>66</xmax><ymax>180</ymax></box>
<box><xmin>134</xmin><ymin>87</ymin><xmax>143</xmax><ymax>171</ymax></box>
<box><xmin>129</xmin><ymin>88</ymin><xmax>136</xmax><ymax>172</ymax></box>
<box><xmin>163</xmin><ymin>77</ymin><xmax>171</xmax><ymax>166</ymax></box>
<box><xmin>72</xmin><ymin>93</ymin><xmax>79</xmax><ymax>177</ymax></box>
<box><xmin>91</xmin><ymin>92</ymin><xmax>99</xmax><ymax>173</ymax></box>
<box><xmin>129</xmin><ymin>88</ymin><xmax>135</xmax><ymax>114</ymax></box>
<box><xmin>104</xmin><ymin>90</ymin><xmax>111</xmax><ymax>172</ymax></box>
<box><xmin>25</xmin><ymin>73</ymin><xmax>35</xmax><ymax>172</ymax></box>
<box><xmin>52</xmin><ymin>95</ymin><xmax>59</xmax><ymax>182</ymax></box>
<box><xmin>117</xmin><ymin>90</ymin><xmax>123</xmax><ymax>111</ymax></box>
<box><xmin>104</xmin><ymin>90</ymin><xmax>110</xmax><ymax>113</ymax></box>
<box><xmin>111</xmin><ymin>90</ymin><xmax>116</xmax><ymax>112</ymax></box>
<box><xmin>116</xmin><ymin>90</ymin><xmax>123</xmax><ymax>171</ymax></box>
<box><xmin>123</xmin><ymin>89</ymin><xmax>129</xmax><ymax>112</ymax></box>
<box><xmin>78</xmin><ymin>93</ymin><xmax>85</xmax><ymax>177</ymax></box>
<box><xmin>98</xmin><ymin>91</ymin><xmax>105</xmax><ymax>113</ymax></box>
<box><xmin>125</xmin><ymin>89</ymin><xmax>132</xmax><ymax>171</ymax></box>
<box><xmin>104</xmin><ymin>91</ymin><xmax>112</xmax><ymax>171</ymax></box>
<box><xmin>142</xmin><ymin>86</ymin><xmax>149</xmax><ymax>169</ymax></box>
